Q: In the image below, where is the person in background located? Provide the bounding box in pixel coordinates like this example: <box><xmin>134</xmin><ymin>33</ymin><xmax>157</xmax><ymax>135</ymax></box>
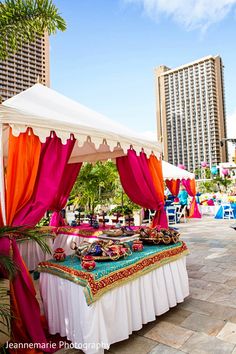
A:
<box><xmin>178</xmin><ymin>187</ymin><xmax>189</xmax><ymax>216</ymax></box>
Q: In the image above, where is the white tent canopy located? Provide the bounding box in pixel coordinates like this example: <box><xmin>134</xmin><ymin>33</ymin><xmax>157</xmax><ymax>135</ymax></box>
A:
<box><xmin>162</xmin><ymin>160</ymin><xmax>195</xmax><ymax>180</ymax></box>
<box><xmin>0</xmin><ymin>84</ymin><xmax>162</xmax><ymax>162</ymax></box>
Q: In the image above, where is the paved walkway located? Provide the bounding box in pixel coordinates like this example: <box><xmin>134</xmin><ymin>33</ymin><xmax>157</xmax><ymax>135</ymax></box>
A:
<box><xmin>54</xmin><ymin>217</ymin><xmax>236</xmax><ymax>354</ymax></box>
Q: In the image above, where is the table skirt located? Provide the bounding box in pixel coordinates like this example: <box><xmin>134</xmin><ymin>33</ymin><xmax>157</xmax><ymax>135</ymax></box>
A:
<box><xmin>17</xmin><ymin>238</ymin><xmax>53</xmax><ymax>271</ymax></box>
<box><xmin>40</xmin><ymin>256</ymin><xmax>189</xmax><ymax>354</ymax></box>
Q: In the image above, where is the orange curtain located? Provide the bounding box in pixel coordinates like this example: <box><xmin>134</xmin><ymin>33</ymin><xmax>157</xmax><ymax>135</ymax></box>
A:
<box><xmin>5</xmin><ymin>128</ymin><xmax>41</xmax><ymax>225</ymax></box>
<box><xmin>165</xmin><ymin>179</ymin><xmax>181</xmax><ymax>197</ymax></box>
<box><xmin>148</xmin><ymin>155</ymin><xmax>165</xmax><ymax>204</ymax></box>
<box><xmin>147</xmin><ymin>155</ymin><xmax>168</xmax><ymax>228</ymax></box>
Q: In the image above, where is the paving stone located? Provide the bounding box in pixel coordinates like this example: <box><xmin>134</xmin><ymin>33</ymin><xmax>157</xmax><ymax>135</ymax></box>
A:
<box><xmin>189</xmin><ymin>286</ymin><xmax>216</xmax><ymax>301</ymax></box>
<box><xmin>216</xmin><ymin>322</ymin><xmax>236</xmax><ymax>344</ymax></box>
<box><xmin>143</xmin><ymin>321</ymin><xmax>194</xmax><ymax>349</ymax></box>
<box><xmin>224</xmin><ymin>277</ymin><xmax>236</xmax><ymax>288</ymax></box>
<box><xmin>181</xmin><ymin>332</ymin><xmax>235</xmax><ymax>354</ymax></box>
<box><xmin>187</xmin><ymin>270</ymin><xmax>207</xmax><ymax>279</ymax></box>
<box><xmin>178</xmin><ymin>298</ymin><xmax>215</xmax><ymax>315</ymax></box>
<box><xmin>202</xmin><ymin>272</ymin><xmax>232</xmax><ymax>283</ymax></box>
<box><xmin>180</xmin><ymin>312</ymin><xmax>225</xmax><ymax>336</ymax></box>
<box><xmin>108</xmin><ymin>334</ymin><xmax>157</xmax><ymax>354</ymax></box>
<box><xmin>158</xmin><ymin>308</ymin><xmax>192</xmax><ymax>326</ymax></box>
<box><xmin>207</xmin><ymin>304</ymin><xmax>236</xmax><ymax>323</ymax></box>
<box><xmin>149</xmin><ymin>343</ymin><xmax>185</xmax><ymax>354</ymax></box>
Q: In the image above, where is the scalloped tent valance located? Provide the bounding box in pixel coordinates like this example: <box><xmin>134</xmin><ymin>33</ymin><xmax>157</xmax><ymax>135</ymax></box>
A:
<box><xmin>0</xmin><ymin>84</ymin><xmax>162</xmax><ymax>162</ymax></box>
<box><xmin>162</xmin><ymin>160</ymin><xmax>195</xmax><ymax>180</ymax></box>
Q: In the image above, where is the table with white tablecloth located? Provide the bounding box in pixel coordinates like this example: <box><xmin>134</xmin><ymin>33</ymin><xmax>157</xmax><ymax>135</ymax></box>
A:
<box><xmin>39</xmin><ymin>242</ymin><xmax>189</xmax><ymax>354</ymax></box>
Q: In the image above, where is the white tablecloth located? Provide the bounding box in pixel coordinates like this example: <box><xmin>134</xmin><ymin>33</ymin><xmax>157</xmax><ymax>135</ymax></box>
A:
<box><xmin>40</xmin><ymin>256</ymin><xmax>189</xmax><ymax>354</ymax></box>
<box><xmin>17</xmin><ymin>237</ymin><xmax>53</xmax><ymax>271</ymax></box>
<box><xmin>199</xmin><ymin>205</ymin><xmax>220</xmax><ymax>216</ymax></box>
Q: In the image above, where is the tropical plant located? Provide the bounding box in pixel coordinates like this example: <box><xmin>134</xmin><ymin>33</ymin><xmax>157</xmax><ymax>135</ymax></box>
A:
<box><xmin>0</xmin><ymin>0</ymin><xmax>66</xmax><ymax>60</ymax></box>
<box><xmin>71</xmin><ymin>161</ymin><xmax>120</xmax><ymax>213</ymax></box>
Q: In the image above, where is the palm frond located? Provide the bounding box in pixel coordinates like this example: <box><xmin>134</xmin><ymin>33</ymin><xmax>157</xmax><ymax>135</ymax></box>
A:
<box><xmin>0</xmin><ymin>225</ymin><xmax>52</xmax><ymax>255</ymax></box>
<box><xmin>0</xmin><ymin>254</ymin><xmax>18</xmax><ymax>279</ymax></box>
<box><xmin>0</xmin><ymin>282</ymin><xmax>11</xmax><ymax>337</ymax></box>
<box><xmin>0</xmin><ymin>0</ymin><xmax>66</xmax><ymax>59</ymax></box>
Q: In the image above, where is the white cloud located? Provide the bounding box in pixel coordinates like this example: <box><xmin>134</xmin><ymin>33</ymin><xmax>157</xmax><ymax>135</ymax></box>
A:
<box><xmin>124</xmin><ymin>0</ymin><xmax>236</xmax><ymax>30</ymax></box>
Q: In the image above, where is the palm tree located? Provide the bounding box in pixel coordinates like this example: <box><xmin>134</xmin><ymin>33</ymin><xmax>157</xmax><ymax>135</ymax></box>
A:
<box><xmin>0</xmin><ymin>0</ymin><xmax>66</xmax><ymax>59</ymax></box>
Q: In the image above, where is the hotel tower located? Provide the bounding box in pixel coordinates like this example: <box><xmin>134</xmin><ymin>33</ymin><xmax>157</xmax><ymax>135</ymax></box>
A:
<box><xmin>155</xmin><ymin>55</ymin><xmax>227</xmax><ymax>172</ymax></box>
<box><xmin>0</xmin><ymin>33</ymin><xmax>50</xmax><ymax>102</ymax></box>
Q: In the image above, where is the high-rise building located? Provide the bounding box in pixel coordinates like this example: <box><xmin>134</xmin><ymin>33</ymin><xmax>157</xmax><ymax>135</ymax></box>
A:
<box><xmin>155</xmin><ymin>55</ymin><xmax>227</xmax><ymax>172</ymax></box>
<box><xmin>0</xmin><ymin>33</ymin><xmax>50</xmax><ymax>102</ymax></box>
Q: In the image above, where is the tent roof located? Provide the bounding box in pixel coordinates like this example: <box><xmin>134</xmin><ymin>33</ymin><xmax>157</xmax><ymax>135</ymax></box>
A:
<box><xmin>162</xmin><ymin>160</ymin><xmax>195</xmax><ymax>180</ymax></box>
<box><xmin>0</xmin><ymin>84</ymin><xmax>162</xmax><ymax>162</ymax></box>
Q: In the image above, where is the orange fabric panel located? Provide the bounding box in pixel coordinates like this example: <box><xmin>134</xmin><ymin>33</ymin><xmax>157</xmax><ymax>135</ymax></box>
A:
<box><xmin>189</xmin><ymin>179</ymin><xmax>197</xmax><ymax>195</ymax></box>
<box><xmin>5</xmin><ymin>128</ymin><xmax>41</xmax><ymax>225</ymax></box>
<box><xmin>147</xmin><ymin>155</ymin><xmax>165</xmax><ymax>203</ymax></box>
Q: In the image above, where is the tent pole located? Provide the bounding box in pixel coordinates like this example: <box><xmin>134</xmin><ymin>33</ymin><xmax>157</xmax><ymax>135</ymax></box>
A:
<box><xmin>0</xmin><ymin>123</ymin><xmax>6</xmax><ymax>225</ymax></box>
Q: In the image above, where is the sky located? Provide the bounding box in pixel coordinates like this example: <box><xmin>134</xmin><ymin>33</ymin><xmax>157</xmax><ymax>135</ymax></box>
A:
<box><xmin>51</xmin><ymin>0</ymin><xmax>236</xmax><ymax>148</ymax></box>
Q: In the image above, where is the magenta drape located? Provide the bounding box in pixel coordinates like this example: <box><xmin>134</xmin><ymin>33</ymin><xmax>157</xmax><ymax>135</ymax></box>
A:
<box><xmin>13</xmin><ymin>135</ymin><xmax>75</xmax><ymax>226</ymax></box>
<box><xmin>116</xmin><ymin>149</ymin><xmax>167</xmax><ymax>228</ymax></box>
<box><xmin>49</xmin><ymin>163</ymin><xmax>82</xmax><ymax>226</ymax></box>
<box><xmin>1</xmin><ymin>237</ymin><xmax>52</xmax><ymax>352</ymax></box>
<box><xmin>166</xmin><ymin>179</ymin><xmax>181</xmax><ymax>197</ymax></box>
<box><xmin>182</xmin><ymin>179</ymin><xmax>201</xmax><ymax>218</ymax></box>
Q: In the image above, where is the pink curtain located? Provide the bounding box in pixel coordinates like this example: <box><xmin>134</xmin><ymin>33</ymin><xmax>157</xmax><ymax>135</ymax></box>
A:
<box><xmin>166</xmin><ymin>179</ymin><xmax>181</xmax><ymax>197</ymax></box>
<box><xmin>13</xmin><ymin>135</ymin><xmax>75</xmax><ymax>226</ymax></box>
<box><xmin>49</xmin><ymin>163</ymin><xmax>82</xmax><ymax>226</ymax></box>
<box><xmin>116</xmin><ymin>149</ymin><xmax>167</xmax><ymax>228</ymax></box>
<box><xmin>182</xmin><ymin>179</ymin><xmax>201</xmax><ymax>218</ymax></box>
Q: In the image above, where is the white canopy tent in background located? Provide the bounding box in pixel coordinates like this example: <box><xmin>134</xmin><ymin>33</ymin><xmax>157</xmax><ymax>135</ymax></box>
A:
<box><xmin>162</xmin><ymin>160</ymin><xmax>195</xmax><ymax>181</ymax></box>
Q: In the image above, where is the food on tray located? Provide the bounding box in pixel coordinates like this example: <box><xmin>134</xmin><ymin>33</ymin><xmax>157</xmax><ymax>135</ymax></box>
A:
<box><xmin>71</xmin><ymin>239</ymin><xmax>132</xmax><ymax>261</ymax></box>
<box><xmin>138</xmin><ymin>227</ymin><xmax>180</xmax><ymax>244</ymax></box>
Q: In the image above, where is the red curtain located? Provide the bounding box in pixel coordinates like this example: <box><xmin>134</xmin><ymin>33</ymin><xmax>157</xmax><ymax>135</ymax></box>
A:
<box><xmin>49</xmin><ymin>163</ymin><xmax>82</xmax><ymax>226</ymax></box>
<box><xmin>182</xmin><ymin>179</ymin><xmax>201</xmax><ymax>218</ymax></box>
<box><xmin>116</xmin><ymin>149</ymin><xmax>167</xmax><ymax>228</ymax></box>
<box><xmin>166</xmin><ymin>179</ymin><xmax>181</xmax><ymax>197</ymax></box>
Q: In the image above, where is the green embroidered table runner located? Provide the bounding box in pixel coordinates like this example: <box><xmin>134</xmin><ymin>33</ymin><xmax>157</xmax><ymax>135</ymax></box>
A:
<box><xmin>38</xmin><ymin>241</ymin><xmax>189</xmax><ymax>305</ymax></box>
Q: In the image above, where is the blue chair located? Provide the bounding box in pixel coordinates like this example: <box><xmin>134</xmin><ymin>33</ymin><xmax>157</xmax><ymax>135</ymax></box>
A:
<box><xmin>222</xmin><ymin>204</ymin><xmax>234</xmax><ymax>219</ymax></box>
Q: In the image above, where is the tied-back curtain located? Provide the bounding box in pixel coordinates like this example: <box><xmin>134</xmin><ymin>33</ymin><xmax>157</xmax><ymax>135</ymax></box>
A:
<box><xmin>147</xmin><ymin>155</ymin><xmax>168</xmax><ymax>228</ymax></box>
<box><xmin>5</xmin><ymin>128</ymin><xmax>41</xmax><ymax>225</ymax></box>
<box><xmin>166</xmin><ymin>179</ymin><xmax>181</xmax><ymax>197</ymax></box>
<box><xmin>49</xmin><ymin>162</ymin><xmax>82</xmax><ymax>226</ymax></box>
<box><xmin>116</xmin><ymin>149</ymin><xmax>167</xmax><ymax>228</ymax></box>
<box><xmin>13</xmin><ymin>135</ymin><xmax>76</xmax><ymax>226</ymax></box>
<box><xmin>182</xmin><ymin>179</ymin><xmax>201</xmax><ymax>218</ymax></box>
<box><xmin>2</xmin><ymin>129</ymin><xmax>52</xmax><ymax>352</ymax></box>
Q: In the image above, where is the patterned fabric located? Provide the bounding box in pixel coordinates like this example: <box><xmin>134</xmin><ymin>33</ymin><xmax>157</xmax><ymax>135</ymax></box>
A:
<box><xmin>38</xmin><ymin>241</ymin><xmax>189</xmax><ymax>305</ymax></box>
